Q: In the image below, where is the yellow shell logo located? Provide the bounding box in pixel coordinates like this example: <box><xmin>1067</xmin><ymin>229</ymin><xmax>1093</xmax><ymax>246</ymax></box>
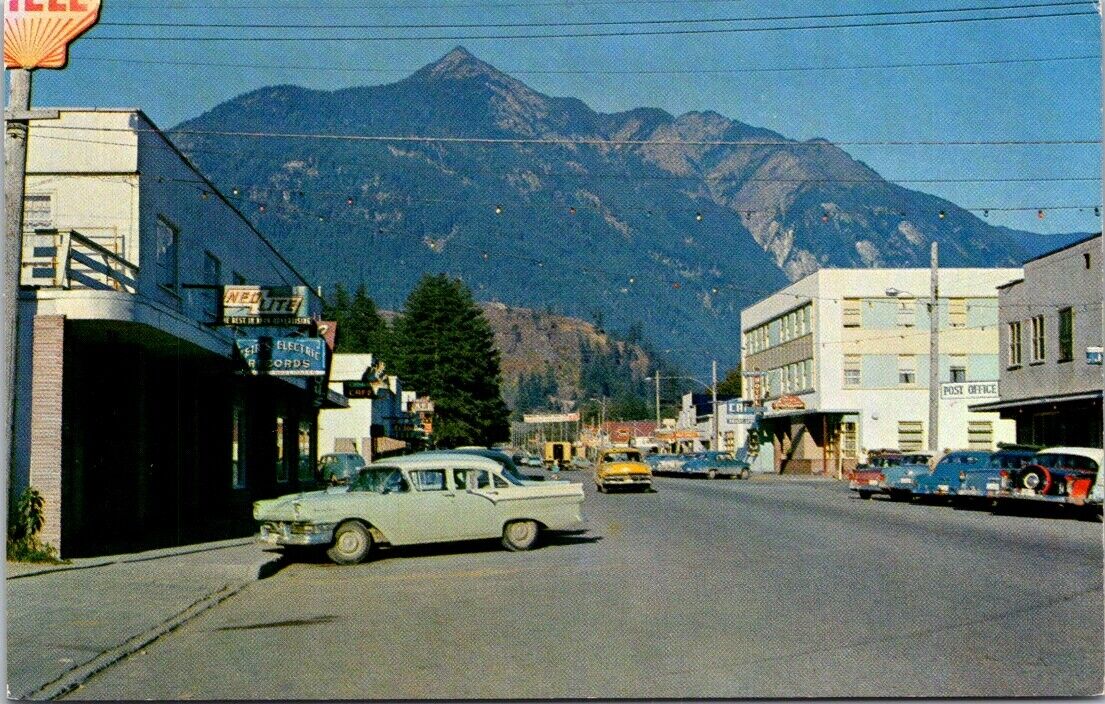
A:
<box><xmin>4</xmin><ymin>0</ymin><xmax>102</xmax><ymax>70</ymax></box>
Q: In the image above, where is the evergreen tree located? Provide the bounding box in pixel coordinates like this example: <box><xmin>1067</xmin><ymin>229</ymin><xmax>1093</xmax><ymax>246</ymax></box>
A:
<box><xmin>325</xmin><ymin>283</ymin><xmax>392</xmax><ymax>363</ymax></box>
<box><xmin>391</xmin><ymin>274</ymin><xmax>510</xmax><ymax>448</ymax></box>
<box><xmin>716</xmin><ymin>364</ymin><xmax>743</xmax><ymax>397</ymax></box>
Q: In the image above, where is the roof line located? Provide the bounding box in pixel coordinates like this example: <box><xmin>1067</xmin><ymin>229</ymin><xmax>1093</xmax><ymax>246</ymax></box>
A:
<box><xmin>1022</xmin><ymin>231</ymin><xmax>1102</xmax><ymax>264</ymax></box>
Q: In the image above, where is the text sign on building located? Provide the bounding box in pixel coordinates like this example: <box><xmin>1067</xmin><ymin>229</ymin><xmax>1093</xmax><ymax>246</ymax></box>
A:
<box><xmin>1088</xmin><ymin>346</ymin><xmax>1103</xmax><ymax>365</ymax></box>
<box><xmin>4</xmin><ymin>0</ymin><xmax>102</xmax><ymax>69</ymax></box>
<box><xmin>409</xmin><ymin>398</ymin><xmax>435</xmax><ymax>414</ymax></box>
<box><xmin>940</xmin><ymin>381</ymin><xmax>999</xmax><ymax>400</ymax></box>
<box><xmin>222</xmin><ymin>285</ymin><xmax>310</xmax><ymax>326</ymax></box>
<box><xmin>343</xmin><ymin>381</ymin><xmax>377</xmax><ymax>399</ymax></box>
<box><xmin>523</xmin><ymin>412</ymin><xmax>580</xmax><ymax>424</ymax></box>
<box><xmin>235</xmin><ymin>337</ymin><xmax>325</xmax><ymax>376</ymax></box>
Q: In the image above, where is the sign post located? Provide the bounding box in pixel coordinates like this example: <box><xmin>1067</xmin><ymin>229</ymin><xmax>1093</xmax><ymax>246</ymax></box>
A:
<box><xmin>3</xmin><ymin>0</ymin><xmax>101</xmax><ymax>499</ymax></box>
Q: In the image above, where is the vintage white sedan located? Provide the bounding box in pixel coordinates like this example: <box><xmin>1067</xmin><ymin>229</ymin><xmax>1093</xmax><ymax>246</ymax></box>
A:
<box><xmin>254</xmin><ymin>452</ymin><xmax>586</xmax><ymax>564</ymax></box>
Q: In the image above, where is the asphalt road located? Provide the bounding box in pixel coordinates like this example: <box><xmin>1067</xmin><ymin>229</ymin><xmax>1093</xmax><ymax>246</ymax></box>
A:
<box><xmin>66</xmin><ymin>476</ymin><xmax>1103</xmax><ymax>699</ymax></box>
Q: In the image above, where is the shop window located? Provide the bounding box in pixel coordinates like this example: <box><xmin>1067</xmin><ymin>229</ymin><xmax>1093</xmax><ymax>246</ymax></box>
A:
<box><xmin>843</xmin><ymin>355</ymin><xmax>861</xmax><ymax>387</ymax></box>
<box><xmin>948</xmin><ymin>298</ymin><xmax>967</xmax><ymax>328</ymax></box>
<box><xmin>1030</xmin><ymin>315</ymin><xmax>1045</xmax><ymax>363</ymax></box>
<box><xmin>155</xmin><ymin>216</ymin><xmax>180</xmax><ymax>294</ymax></box>
<box><xmin>967</xmin><ymin>421</ymin><xmax>993</xmax><ymax>451</ymax></box>
<box><xmin>840</xmin><ymin>422</ymin><xmax>858</xmax><ymax>458</ymax></box>
<box><xmin>231</xmin><ymin>407</ymin><xmax>246</xmax><ymax>489</ymax></box>
<box><xmin>1058</xmin><ymin>307</ymin><xmax>1074</xmax><ymax>362</ymax></box>
<box><xmin>297</xmin><ymin>419</ymin><xmax>314</xmax><ymax>482</ymax></box>
<box><xmin>275</xmin><ymin>417</ymin><xmax>288</xmax><ymax>482</ymax></box>
<box><xmin>898</xmin><ymin>355</ymin><xmax>916</xmax><ymax>385</ymax></box>
<box><xmin>843</xmin><ymin>299</ymin><xmax>861</xmax><ymax>328</ymax></box>
<box><xmin>896</xmin><ymin>298</ymin><xmax>916</xmax><ymax>328</ymax></box>
<box><xmin>898</xmin><ymin>421</ymin><xmax>924</xmax><ymax>452</ymax></box>
<box><xmin>1008</xmin><ymin>321</ymin><xmax>1022</xmax><ymax>367</ymax></box>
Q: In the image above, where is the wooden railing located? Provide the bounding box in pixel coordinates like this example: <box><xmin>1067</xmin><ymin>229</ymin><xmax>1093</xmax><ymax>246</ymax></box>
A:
<box><xmin>21</xmin><ymin>228</ymin><xmax>138</xmax><ymax>293</ymax></box>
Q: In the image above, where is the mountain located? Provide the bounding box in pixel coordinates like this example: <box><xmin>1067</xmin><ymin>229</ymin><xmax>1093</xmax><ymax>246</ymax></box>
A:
<box><xmin>169</xmin><ymin>47</ymin><xmax>1080</xmax><ymax>373</ymax></box>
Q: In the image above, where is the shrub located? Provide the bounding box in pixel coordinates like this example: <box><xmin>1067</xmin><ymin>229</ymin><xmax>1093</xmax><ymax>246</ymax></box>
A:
<box><xmin>7</xmin><ymin>487</ymin><xmax>61</xmax><ymax>563</ymax></box>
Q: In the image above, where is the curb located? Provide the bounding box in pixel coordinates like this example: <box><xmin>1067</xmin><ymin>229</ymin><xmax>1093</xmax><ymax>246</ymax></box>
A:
<box><xmin>21</xmin><ymin>583</ymin><xmax>245</xmax><ymax>701</ymax></box>
<box><xmin>6</xmin><ymin>538</ymin><xmax>264</xmax><ymax>580</ymax></box>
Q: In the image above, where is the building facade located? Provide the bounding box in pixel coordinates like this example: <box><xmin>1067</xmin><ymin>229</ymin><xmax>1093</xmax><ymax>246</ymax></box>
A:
<box><xmin>971</xmin><ymin>235</ymin><xmax>1103</xmax><ymax>447</ymax></box>
<box><xmin>740</xmin><ymin>267</ymin><xmax>1020</xmax><ymax>474</ymax></box>
<box><xmin>12</xmin><ymin>110</ymin><xmax>342</xmax><ymax>557</ymax></box>
<box><xmin>672</xmin><ymin>393</ymin><xmax>750</xmax><ymax>453</ymax></box>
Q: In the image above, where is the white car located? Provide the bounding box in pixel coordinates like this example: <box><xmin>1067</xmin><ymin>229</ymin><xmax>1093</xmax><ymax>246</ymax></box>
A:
<box><xmin>254</xmin><ymin>452</ymin><xmax>586</xmax><ymax>564</ymax></box>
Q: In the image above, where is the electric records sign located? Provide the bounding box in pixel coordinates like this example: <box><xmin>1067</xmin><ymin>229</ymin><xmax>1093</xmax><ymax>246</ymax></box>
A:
<box><xmin>5</xmin><ymin>0</ymin><xmax>102</xmax><ymax>70</ymax></box>
<box><xmin>222</xmin><ymin>286</ymin><xmax>311</xmax><ymax>326</ymax></box>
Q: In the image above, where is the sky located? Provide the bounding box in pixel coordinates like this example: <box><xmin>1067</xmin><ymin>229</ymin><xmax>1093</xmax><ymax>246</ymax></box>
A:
<box><xmin>18</xmin><ymin>0</ymin><xmax>1105</xmax><ymax>235</ymax></box>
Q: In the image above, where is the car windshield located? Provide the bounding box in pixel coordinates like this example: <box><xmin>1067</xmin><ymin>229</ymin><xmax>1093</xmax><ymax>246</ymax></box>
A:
<box><xmin>605</xmin><ymin>451</ymin><xmax>642</xmax><ymax>462</ymax></box>
<box><xmin>351</xmin><ymin>467</ymin><xmax>408</xmax><ymax>493</ymax></box>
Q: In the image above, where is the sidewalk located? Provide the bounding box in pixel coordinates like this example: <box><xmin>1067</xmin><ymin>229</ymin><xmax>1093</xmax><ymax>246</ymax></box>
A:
<box><xmin>6</xmin><ymin>537</ymin><xmax>284</xmax><ymax>700</ymax></box>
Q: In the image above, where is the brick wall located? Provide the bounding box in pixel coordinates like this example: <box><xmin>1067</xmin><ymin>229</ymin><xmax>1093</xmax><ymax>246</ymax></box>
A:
<box><xmin>27</xmin><ymin>315</ymin><xmax>64</xmax><ymax>550</ymax></box>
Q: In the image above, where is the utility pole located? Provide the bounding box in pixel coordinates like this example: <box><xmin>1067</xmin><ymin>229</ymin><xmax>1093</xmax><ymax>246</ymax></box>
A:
<box><xmin>654</xmin><ymin>370</ymin><xmax>661</xmax><ymax>430</ymax></box>
<box><xmin>929</xmin><ymin>241</ymin><xmax>940</xmax><ymax>453</ymax></box>
<box><xmin>712</xmin><ymin>360</ymin><xmax>719</xmax><ymax>452</ymax></box>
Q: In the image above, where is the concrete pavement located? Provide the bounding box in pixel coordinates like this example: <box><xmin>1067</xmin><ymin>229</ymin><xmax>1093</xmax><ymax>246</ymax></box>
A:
<box><xmin>58</xmin><ymin>477</ymin><xmax>1104</xmax><ymax>699</ymax></box>
<box><xmin>6</xmin><ymin>537</ymin><xmax>284</xmax><ymax>700</ymax></box>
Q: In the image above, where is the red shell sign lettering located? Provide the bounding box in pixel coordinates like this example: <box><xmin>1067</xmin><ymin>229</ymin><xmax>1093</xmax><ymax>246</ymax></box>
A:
<box><xmin>5</xmin><ymin>0</ymin><xmax>101</xmax><ymax>70</ymax></box>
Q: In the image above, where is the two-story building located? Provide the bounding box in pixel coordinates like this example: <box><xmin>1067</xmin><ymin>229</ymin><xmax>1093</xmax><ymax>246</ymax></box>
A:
<box><xmin>12</xmin><ymin>109</ymin><xmax>344</xmax><ymax>557</ymax></box>
<box><xmin>971</xmin><ymin>234</ymin><xmax>1103</xmax><ymax>447</ymax></box>
<box><xmin>672</xmin><ymin>392</ymin><xmax>750</xmax><ymax>453</ymax></box>
<box><xmin>740</xmin><ymin>267</ymin><xmax>1020</xmax><ymax>474</ymax></box>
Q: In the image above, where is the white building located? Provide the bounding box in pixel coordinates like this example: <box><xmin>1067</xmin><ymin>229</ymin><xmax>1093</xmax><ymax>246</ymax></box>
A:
<box><xmin>13</xmin><ymin>109</ymin><xmax>344</xmax><ymax>557</ymax></box>
<box><xmin>319</xmin><ymin>354</ymin><xmax>418</xmax><ymax>461</ymax></box>
<box><xmin>740</xmin><ymin>267</ymin><xmax>1020</xmax><ymax>475</ymax></box>
<box><xmin>673</xmin><ymin>393</ymin><xmax>753</xmax><ymax>453</ymax></box>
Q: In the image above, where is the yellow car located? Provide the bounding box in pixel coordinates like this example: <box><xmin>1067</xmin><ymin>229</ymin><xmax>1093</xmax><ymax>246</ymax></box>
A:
<box><xmin>594</xmin><ymin>448</ymin><xmax>653</xmax><ymax>493</ymax></box>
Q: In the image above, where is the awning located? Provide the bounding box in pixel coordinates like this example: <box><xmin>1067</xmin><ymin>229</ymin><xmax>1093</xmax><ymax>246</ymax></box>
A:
<box><xmin>970</xmin><ymin>390</ymin><xmax>1102</xmax><ymax>413</ymax></box>
<box><xmin>760</xmin><ymin>407</ymin><xmax>859</xmax><ymax>420</ymax></box>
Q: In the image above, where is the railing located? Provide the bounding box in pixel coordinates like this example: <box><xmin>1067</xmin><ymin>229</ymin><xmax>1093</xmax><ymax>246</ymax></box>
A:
<box><xmin>21</xmin><ymin>228</ymin><xmax>138</xmax><ymax>294</ymax></box>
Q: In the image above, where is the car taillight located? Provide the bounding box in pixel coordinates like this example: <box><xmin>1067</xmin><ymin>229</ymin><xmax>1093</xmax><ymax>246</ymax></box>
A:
<box><xmin>876</xmin><ymin>473</ymin><xmax>884</xmax><ymax>482</ymax></box>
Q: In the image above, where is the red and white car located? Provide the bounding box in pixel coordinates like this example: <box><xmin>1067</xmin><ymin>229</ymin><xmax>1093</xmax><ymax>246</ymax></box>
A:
<box><xmin>992</xmin><ymin>446</ymin><xmax>1103</xmax><ymax>508</ymax></box>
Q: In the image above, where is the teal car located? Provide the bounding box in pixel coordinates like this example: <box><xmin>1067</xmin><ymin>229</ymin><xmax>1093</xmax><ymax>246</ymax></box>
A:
<box><xmin>254</xmin><ymin>451</ymin><xmax>585</xmax><ymax>564</ymax></box>
<box><xmin>679</xmin><ymin>450</ymin><xmax>751</xmax><ymax>479</ymax></box>
<box><xmin>912</xmin><ymin>451</ymin><xmax>992</xmax><ymax>499</ymax></box>
<box><xmin>880</xmin><ymin>452</ymin><xmax>935</xmax><ymax>499</ymax></box>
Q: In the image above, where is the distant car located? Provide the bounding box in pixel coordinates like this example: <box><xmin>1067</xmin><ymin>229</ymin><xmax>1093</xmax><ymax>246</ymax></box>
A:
<box><xmin>912</xmin><ymin>451</ymin><xmax>992</xmax><ymax>499</ymax></box>
<box><xmin>569</xmin><ymin>456</ymin><xmax>593</xmax><ymax>471</ymax></box>
<box><xmin>679</xmin><ymin>450</ymin><xmax>750</xmax><ymax>479</ymax></box>
<box><xmin>956</xmin><ymin>446</ymin><xmax>1037</xmax><ymax>505</ymax></box>
<box><xmin>425</xmin><ymin>448</ymin><xmax>564</xmax><ymax>486</ymax></box>
<box><xmin>849</xmin><ymin>451</ymin><xmax>903</xmax><ymax>499</ymax></box>
<box><xmin>880</xmin><ymin>452</ymin><xmax>935</xmax><ymax>499</ymax></box>
<box><xmin>254</xmin><ymin>451</ymin><xmax>585</xmax><ymax>564</ymax></box>
<box><xmin>650</xmin><ymin>454</ymin><xmax>690</xmax><ymax>476</ymax></box>
<box><xmin>594</xmin><ymin>448</ymin><xmax>653</xmax><ymax>493</ymax></box>
<box><xmin>995</xmin><ymin>447</ymin><xmax>1103</xmax><ymax>506</ymax></box>
<box><xmin>318</xmin><ymin>452</ymin><xmax>367</xmax><ymax>485</ymax></box>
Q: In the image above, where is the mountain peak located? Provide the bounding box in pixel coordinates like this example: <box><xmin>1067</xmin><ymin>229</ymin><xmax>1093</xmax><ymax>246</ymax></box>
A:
<box><xmin>415</xmin><ymin>46</ymin><xmax>509</xmax><ymax>83</ymax></box>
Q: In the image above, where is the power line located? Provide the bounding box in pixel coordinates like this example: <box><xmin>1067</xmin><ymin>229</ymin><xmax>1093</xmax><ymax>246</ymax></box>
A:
<box><xmin>96</xmin><ymin>1</ymin><xmax>1091</xmax><ymax>29</ymax></box>
<box><xmin>32</xmin><ymin>123</ymin><xmax>1103</xmax><ymax>147</ymax></box>
<box><xmin>85</xmin><ymin>8</ymin><xmax>1097</xmax><ymax>41</ymax></box>
<box><xmin>68</xmin><ymin>52</ymin><xmax>1102</xmax><ymax>76</ymax></box>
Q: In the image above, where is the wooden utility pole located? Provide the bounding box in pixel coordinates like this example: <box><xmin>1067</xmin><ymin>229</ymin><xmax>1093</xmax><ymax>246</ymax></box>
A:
<box><xmin>712</xmin><ymin>360</ymin><xmax>719</xmax><ymax>452</ymax></box>
<box><xmin>929</xmin><ymin>242</ymin><xmax>940</xmax><ymax>453</ymax></box>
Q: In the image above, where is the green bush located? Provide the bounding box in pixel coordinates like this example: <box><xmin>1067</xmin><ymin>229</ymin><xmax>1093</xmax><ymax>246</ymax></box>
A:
<box><xmin>7</xmin><ymin>487</ymin><xmax>61</xmax><ymax>563</ymax></box>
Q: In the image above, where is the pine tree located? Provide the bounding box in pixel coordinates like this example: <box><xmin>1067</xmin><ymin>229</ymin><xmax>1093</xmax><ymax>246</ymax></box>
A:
<box><xmin>716</xmin><ymin>364</ymin><xmax>743</xmax><ymax>397</ymax></box>
<box><xmin>391</xmin><ymin>274</ymin><xmax>510</xmax><ymax>448</ymax></box>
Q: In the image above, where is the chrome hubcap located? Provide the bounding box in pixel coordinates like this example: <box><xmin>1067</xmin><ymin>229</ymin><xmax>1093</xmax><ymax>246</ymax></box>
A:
<box><xmin>338</xmin><ymin>531</ymin><xmax>363</xmax><ymax>554</ymax></box>
<box><xmin>509</xmin><ymin>523</ymin><xmax>534</xmax><ymax>541</ymax></box>
<box><xmin>1025</xmin><ymin>474</ymin><xmax>1040</xmax><ymax>489</ymax></box>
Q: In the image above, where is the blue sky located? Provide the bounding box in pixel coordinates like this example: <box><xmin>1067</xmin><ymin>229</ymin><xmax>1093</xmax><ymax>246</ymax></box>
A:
<box><xmin>23</xmin><ymin>0</ymin><xmax>1104</xmax><ymax>235</ymax></box>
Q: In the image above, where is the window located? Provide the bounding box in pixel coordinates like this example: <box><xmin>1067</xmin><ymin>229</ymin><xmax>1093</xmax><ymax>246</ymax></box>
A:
<box><xmin>297</xmin><ymin>419</ymin><xmax>313</xmax><ymax>482</ymax></box>
<box><xmin>949</xmin><ymin>355</ymin><xmax>967</xmax><ymax>383</ymax></box>
<box><xmin>898</xmin><ymin>421</ymin><xmax>924</xmax><ymax>452</ymax></box>
<box><xmin>23</xmin><ymin>194</ymin><xmax>53</xmax><ymax>231</ymax></box>
<box><xmin>898</xmin><ymin>355</ymin><xmax>916</xmax><ymax>385</ymax></box>
<box><xmin>967</xmin><ymin>421</ymin><xmax>993</xmax><ymax>451</ymax></box>
<box><xmin>1058</xmin><ymin>307</ymin><xmax>1074</xmax><ymax>362</ymax></box>
<box><xmin>410</xmin><ymin>469</ymin><xmax>447</xmax><ymax>491</ymax></box>
<box><xmin>452</xmin><ymin>468</ymin><xmax>490</xmax><ymax>490</ymax></box>
<box><xmin>1008</xmin><ymin>321</ymin><xmax>1023</xmax><ymax>367</ymax></box>
<box><xmin>1030</xmin><ymin>315</ymin><xmax>1046</xmax><ymax>363</ymax></box>
<box><xmin>275</xmin><ymin>417</ymin><xmax>288</xmax><ymax>482</ymax></box>
<box><xmin>843</xmin><ymin>298</ymin><xmax>861</xmax><ymax>328</ymax></box>
<box><xmin>948</xmin><ymin>298</ymin><xmax>967</xmax><ymax>328</ymax></box>
<box><xmin>231</xmin><ymin>407</ymin><xmax>246</xmax><ymax>489</ymax></box>
<box><xmin>493</xmin><ymin>475</ymin><xmax>510</xmax><ymax>489</ymax></box>
<box><xmin>896</xmin><ymin>298</ymin><xmax>915</xmax><ymax>328</ymax></box>
<box><xmin>840</xmin><ymin>422</ymin><xmax>858</xmax><ymax>459</ymax></box>
<box><xmin>352</xmin><ymin>467</ymin><xmax>408</xmax><ymax>493</ymax></box>
<box><xmin>844</xmin><ymin>355</ymin><xmax>861</xmax><ymax>387</ymax></box>
<box><xmin>155</xmin><ymin>217</ymin><xmax>180</xmax><ymax>292</ymax></box>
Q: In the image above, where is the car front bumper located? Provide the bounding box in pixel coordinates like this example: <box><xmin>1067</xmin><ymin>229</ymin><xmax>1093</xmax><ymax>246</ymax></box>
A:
<box><xmin>258</xmin><ymin>521</ymin><xmax>336</xmax><ymax>546</ymax></box>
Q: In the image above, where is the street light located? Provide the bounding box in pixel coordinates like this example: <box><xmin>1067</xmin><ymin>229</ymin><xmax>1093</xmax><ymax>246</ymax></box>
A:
<box><xmin>646</xmin><ymin>360</ymin><xmax>720</xmax><ymax>452</ymax></box>
<box><xmin>886</xmin><ymin>240</ymin><xmax>940</xmax><ymax>452</ymax></box>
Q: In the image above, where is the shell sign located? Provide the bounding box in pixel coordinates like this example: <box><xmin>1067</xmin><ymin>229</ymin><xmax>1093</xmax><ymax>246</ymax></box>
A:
<box><xmin>4</xmin><ymin>0</ymin><xmax>102</xmax><ymax>70</ymax></box>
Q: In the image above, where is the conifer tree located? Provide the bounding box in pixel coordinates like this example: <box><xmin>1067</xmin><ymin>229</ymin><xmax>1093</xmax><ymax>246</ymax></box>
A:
<box><xmin>391</xmin><ymin>274</ymin><xmax>509</xmax><ymax>448</ymax></box>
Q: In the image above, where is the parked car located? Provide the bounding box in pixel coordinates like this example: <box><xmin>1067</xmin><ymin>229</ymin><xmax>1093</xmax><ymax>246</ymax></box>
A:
<box><xmin>912</xmin><ymin>451</ymin><xmax>992</xmax><ymax>499</ymax></box>
<box><xmin>651</xmin><ymin>454</ymin><xmax>691</xmax><ymax>476</ymax></box>
<box><xmin>594</xmin><ymin>447</ymin><xmax>653</xmax><ymax>493</ymax></box>
<box><xmin>318</xmin><ymin>452</ymin><xmax>367</xmax><ymax>485</ymax></box>
<box><xmin>254</xmin><ymin>451</ymin><xmax>586</xmax><ymax>564</ymax></box>
<box><xmin>995</xmin><ymin>446</ymin><xmax>1104</xmax><ymax>506</ymax></box>
<box><xmin>956</xmin><ymin>446</ymin><xmax>1037</xmax><ymax>505</ymax></box>
<box><xmin>678</xmin><ymin>450</ymin><xmax>750</xmax><ymax>479</ymax></box>
<box><xmin>849</xmin><ymin>451</ymin><xmax>903</xmax><ymax>499</ymax></box>
<box><xmin>880</xmin><ymin>452</ymin><xmax>935</xmax><ymax>499</ymax></box>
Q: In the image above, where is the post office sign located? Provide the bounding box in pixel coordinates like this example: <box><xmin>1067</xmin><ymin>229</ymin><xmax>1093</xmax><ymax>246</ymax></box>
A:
<box><xmin>222</xmin><ymin>286</ymin><xmax>310</xmax><ymax>326</ymax></box>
